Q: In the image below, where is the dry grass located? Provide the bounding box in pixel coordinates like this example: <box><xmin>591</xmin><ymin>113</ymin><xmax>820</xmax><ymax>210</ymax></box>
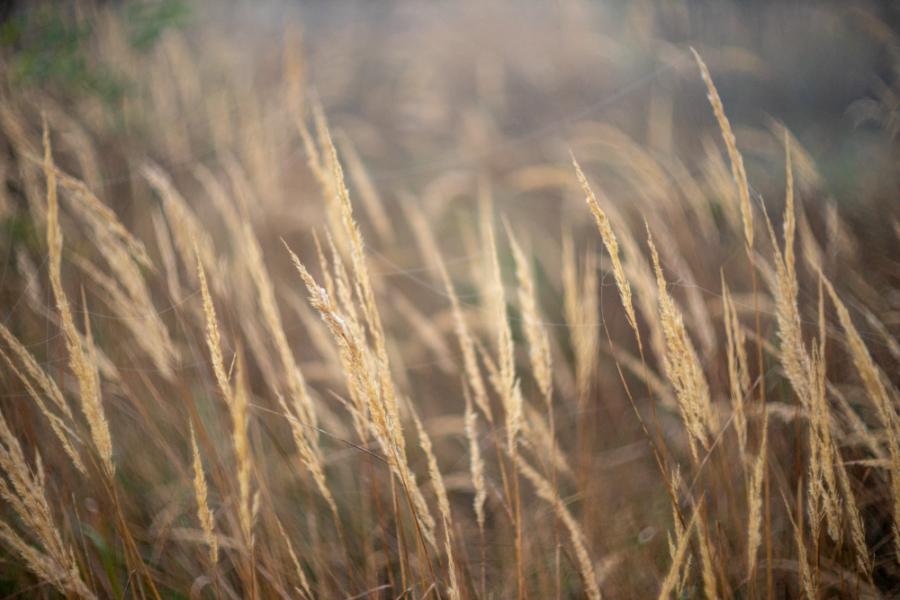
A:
<box><xmin>0</xmin><ymin>1</ymin><xmax>897</xmax><ymax>598</ymax></box>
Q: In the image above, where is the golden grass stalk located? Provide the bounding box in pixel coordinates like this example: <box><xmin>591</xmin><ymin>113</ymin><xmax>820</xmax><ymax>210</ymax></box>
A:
<box><xmin>835</xmin><ymin>444</ymin><xmax>873</xmax><ymax>577</ymax></box>
<box><xmin>485</xmin><ymin>217</ymin><xmax>525</xmax><ymax>600</ymax></box>
<box><xmin>572</xmin><ymin>155</ymin><xmax>641</xmax><ymax>348</ymax></box>
<box><xmin>189</xmin><ymin>422</ymin><xmax>218</xmax><ymax>565</ymax></box>
<box><xmin>807</xmin><ymin>342</ymin><xmax>841</xmax><ymax>542</ymax></box>
<box><xmin>0</xmin><ymin>327</ymin><xmax>85</xmax><ymax>474</ymax></box>
<box><xmin>696</xmin><ymin>516</ymin><xmax>718</xmax><ymax>600</ymax></box>
<box><xmin>646</xmin><ymin>226</ymin><xmax>714</xmax><ymax>460</ymax></box>
<box><xmin>821</xmin><ymin>274</ymin><xmax>900</xmax><ymax>562</ymax></box>
<box><xmin>765</xmin><ymin>137</ymin><xmax>812</xmax><ymax>408</ymax></box>
<box><xmin>784</xmin><ymin>491</ymin><xmax>816</xmax><ymax>600</ymax></box>
<box><xmin>691</xmin><ymin>48</ymin><xmax>753</xmax><ymax>252</ymax></box>
<box><xmin>284</xmin><ymin>245</ymin><xmax>438</xmax><ymax>552</ymax></box>
<box><xmin>665</xmin><ymin>466</ymin><xmax>692</xmax><ymax>597</ymax></box>
<box><xmin>197</xmin><ymin>254</ymin><xmax>232</xmax><ymax>405</ymax></box>
<box><xmin>746</xmin><ymin>412</ymin><xmax>768</xmax><ymax>581</ymax></box>
<box><xmin>485</xmin><ymin>222</ymin><xmax>520</xmax><ymax>454</ymax></box>
<box><xmin>411</xmin><ymin>409</ymin><xmax>460</xmax><ymax>600</ymax></box>
<box><xmin>241</xmin><ymin>214</ymin><xmax>319</xmax><ymax>435</ymax></box>
<box><xmin>275</xmin><ymin>516</ymin><xmax>313</xmax><ymax>600</ymax></box>
<box><xmin>232</xmin><ymin>353</ymin><xmax>255</xmax><ymax>554</ymax></box>
<box><xmin>276</xmin><ymin>393</ymin><xmax>341</xmax><ymax>527</ymax></box>
<box><xmin>562</xmin><ymin>234</ymin><xmax>599</xmax><ymax>413</ymax></box>
<box><xmin>658</xmin><ymin>504</ymin><xmax>699</xmax><ymax>600</ymax></box>
<box><xmin>43</xmin><ymin>122</ymin><xmax>114</xmax><ymax>478</ymax></box>
<box><xmin>515</xmin><ymin>455</ymin><xmax>601</xmax><ymax>600</ymax></box>
<box><xmin>316</xmin><ymin>112</ymin><xmax>408</xmax><ymax>460</ymax></box>
<box><xmin>0</xmin><ymin>409</ymin><xmax>95</xmax><ymax>599</ymax></box>
<box><xmin>506</xmin><ymin>222</ymin><xmax>552</xmax><ymax>405</ymax></box>
<box><xmin>196</xmin><ymin>253</ymin><xmax>255</xmax><ymax>561</ymax></box>
<box><xmin>721</xmin><ymin>275</ymin><xmax>749</xmax><ymax>459</ymax></box>
<box><xmin>464</xmin><ymin>386</ymin><xmax>487</xmax><ymax>534</ymax></box>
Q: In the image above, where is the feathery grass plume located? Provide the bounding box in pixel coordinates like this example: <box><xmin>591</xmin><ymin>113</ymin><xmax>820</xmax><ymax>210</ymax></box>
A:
<box><xmin>275</xmin><ymin>516</ymin><xmax>313</xmax><ymax>600</ymax></box>
<box><xmin>43</xmin><ymin>121</ymin><xmax>114</xmax><ymax>478</ymax></box>
<box><xmin>190</xmin><ymin>422</ymin><xmax>218</xmax><ymax>565</ymax></box>
<box><xmin>746</xmin><ymin>413</ymin><xmax>768</xmax><ymax>581</ymax></box>
<box><xmin>821</xmin><ymin>274</ymin><xmax>900</xmax><ymax>562</ymax></box>
<box><xmin>485</xmin><ymin>222</ymin><xmax>520</xmax><ymax>453</ymax></box>
<box><xmin>644</xmin><ymin>214</ymin><xmax>718</xmax><ymax>360</ymax></box>
<box><xmin>506</xmin><ymin>222</ymin><xmax>552</xmax><ymax>405</ymax></box>
<box><xmin>784</xmin><ymin>491</ymin><xmax>816</xmax><ymax>600</ymax></box>
<box><xmin>197</xmin><ymin>254</ymin><xmax>232</xmax><ymax>405</ymax></box>
<box><xmin>276</xmin><ymin>393</ymin><xmax>340</xmax><ymax>527</ymax></box>
<box><xmin>807</xmin><ymin>345</ymin><xmax>841</xmax><ymax>542</ymax></box>
<box><xmin>284</xmin><ymin>245</ymin><xmax>438</xmax><ymax>551</ymax></box>
<box><xmin>315</xmin><ymin>112</ymin><xmax>407</xmax><ymax>458</ymax></box>
<box><xmin>835</xmin><ymin>444</ymin><xmax>873</xmax><ymax>578</ymax></box>
<box><xmin>411</xmin><ymin>409</ymin><xmax>460</xmax><ymax>600</ymax></box>
<box><xmin>197</xmin><ymin>251</ymin><xmax>256</xmax><ymax>556</ymax></box>
<box><xmin>0</xmin><ymin>326</ymin><xmax>85</xmax><ymax>474</ymax></box>
<box><xmin>464</xmin><ymin>386</ymin><xmax>487</xmax><ymax>534</ymax></box>
<box><xmin>405</xmin><ymin>200</ymin><xmax>493</xmax><ymax>423</ymax></box>
<box><xmin>562</xmin><ymin>234</ymin><xmax>599</xmax><ymax>412</ymax></box>
<box><xmin>696</xmin><ymin>515</ymin><xmax>718</xmax><ymax>600</ymax></box>
<box><xmin>515</xmin><ymin>455</ymin><xmax>601</xmax><ymax>600</ymax></box>
<box><xmin>231</xmin><ymin>352</ymin><xmax>255</xmax><ymax>553</ymax></box>
<box><xmin>646</xmin><ymin>225</ymin><xmax>714</xmax><ymax>460</ymax></box>
<box><xmin>658</xmin><ymin>504</ymin><xmax>700</xmax><ymax>600</ymax></box>
<box><xmin>765</xmin><ymin>136</ymin><xmax>812</xmax><ymax>408</ymax></box>
<box><xmin>721</xmin><ymin>275</ymin><xmax>749</xmax><ymax>459</ymax></box>
<box><xmin>572</xmin><ymin>155</ymin><xmax>641</xmax><ymax>349</ymax></box>
<box><xmin>0</xmin><ymin>410</ymin><xmax>96</xmax><ymax>599</ymax></box>
<box><xmin>691</xmin><ymin>48</ymin><xmax>753</xmax><ymax>252</ymax></box>
<box><xmin>486</xmin><ymin>217</ymin><xmax>526</xmax><ymax>599</ymax></box>
<box><xmin>665</xmin><ymin>466</ymin><xmax>692</xmax><ymax>597</ymax></box>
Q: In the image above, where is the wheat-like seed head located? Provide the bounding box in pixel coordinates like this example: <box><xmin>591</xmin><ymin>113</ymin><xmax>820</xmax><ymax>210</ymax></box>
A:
<box><xmin>721</xmin><ymin>275</ymin><xmax>748</xmax><ymax>460</ymax></box>
<box><xmin>464</xmin><ymin>386</ymin><xmax>487</xmax><ymax>534</ymax></box>
<box><xmin>647</xmin><ymin>225</ymin><xmax>714</xmax><ymax>460</ymax></box>
<box><xmin>506</xmin><ymin>223</ymin><xmax>553</xmax><ymax>406</ymax></box>
<box><xmin>746</xmin><ymin>413</ymin><xmax>767</xmax><ymax>581</ymax></box>
<box><xmin>691</xmin><ymin>48</ymin><xmax>754</xmax><ymax>253</ymax></box>
<box><xmin>189</xmin><ymin>423</ymin><xmax>218</xmax><ymax>565</ymax></box>
<box><xmin>43</xmin><ymin>121</ymin><xmax>114</xmax><ymax>478</ymax></box>
<box><xmin>572</xmin><ymin>155</ymin><xmax>641</xmax><ymax>350</ymax></box>
<box><xmin>274</xmin><ymin>516</ymin><xmax>313</xmax><ymax>600</ymax></box>
<box><xmin>696</xmin><ymin>514</ymin><xmax>718</xmax><ymax>600</ymax></box>
<box><xmin>411</xmin><ymin>408</ymin><xmax>460</xmax><ymax>600</ymax></box>
<box><xmin>658</xmin><ymin>504</ymin><xmax>699</xmax><ymax>600</ymax></box>
<box><xmin>0</xmin><ymin>408</ymin><xmax>95</xmax><ymax>598</ymax></box>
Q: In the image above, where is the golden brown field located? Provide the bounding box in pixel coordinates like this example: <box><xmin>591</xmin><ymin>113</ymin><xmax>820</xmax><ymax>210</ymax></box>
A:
<box><xmin>0</xmin><ymin>1</ymin><xmax>898</xmax><ymax>598</ymax></box>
